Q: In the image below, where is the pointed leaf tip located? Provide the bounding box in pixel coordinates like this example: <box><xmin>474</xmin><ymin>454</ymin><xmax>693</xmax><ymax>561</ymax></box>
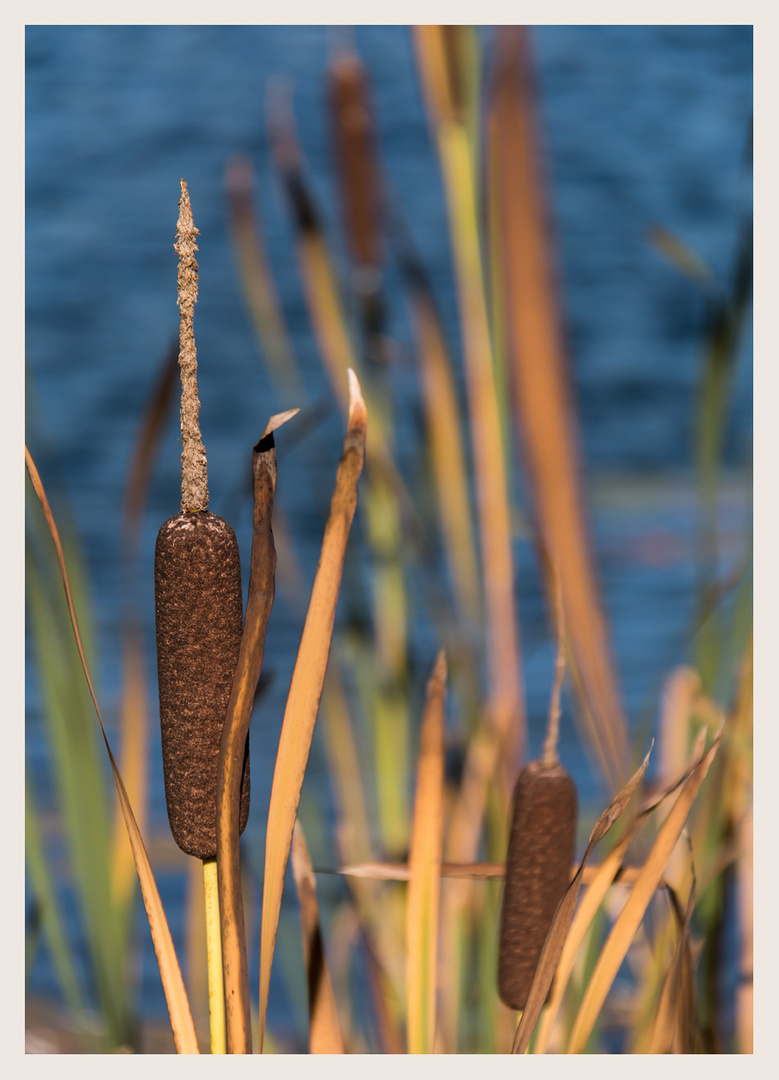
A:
<box><xmin>433</xmin><ymin>649</ymin><xmax>447</xmax><ymax>682</ymax></box>
<box><xmin>347</xmin><ymin>369</ymin><xmax>366</xmax><ymax>425</ymax></box>
<box><xmin>262</xmin><ymin>408</ymin><xmax>300</xmax><ymax>439</ymax></box>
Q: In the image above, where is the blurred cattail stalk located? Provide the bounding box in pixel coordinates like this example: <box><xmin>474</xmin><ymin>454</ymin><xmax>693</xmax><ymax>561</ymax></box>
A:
<box><xmin>490</xmin><ymin>27</ymin><xmax>627</xmax><ymax>789</ymax></box>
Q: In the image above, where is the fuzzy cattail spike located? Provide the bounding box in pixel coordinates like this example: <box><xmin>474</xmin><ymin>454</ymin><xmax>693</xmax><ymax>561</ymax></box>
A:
<box><xmin>175</xmin><ymin>178</ymin><xmax>208</xmax><ymax>513</ymax></box>
<box><xmin>154</xmin><ymin>179</ymin><xmax>250</xmax><ymax>861</ymax></box>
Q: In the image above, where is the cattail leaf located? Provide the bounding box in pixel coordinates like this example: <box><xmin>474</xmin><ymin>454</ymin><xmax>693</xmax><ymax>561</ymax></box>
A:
<box><xmin>491</xmin><ymin>26</ymin><xmax>627</xmax><ymax>790</ymax></box>
<box><xmin>113</xmin><ymin>346</ymin><xmax>177</xmax><ymax>941</ymax></box>
<box><xmin>566</xmin><ymin>729</ymin><xmax>722</xmax><ymax>1054</ymax></box>
<box><xmin>406</xmin><ymin>651</ymin><xmax>447</xmax><ymax>1053</ymax></box>
<box><xmin>400</xmin><ymin>252</ymin><xmax>480</xmax><ymax>630</ymax></box>
<box><xmin>533</xmin><ymin>834</ymin><xmax>630</xmax><ymax>1054</ymax></box>
<box><xmin>258</xmin><ymin>373</ymin><xmax>367</xmax><ymax>1050</ymax></box>
<box><xmin>25</xmin><ymin>447</ymin><xmax>199</xmax><ymax>1054</ymax></box>
<box><xmin>26</xmin><ymin>534</ymin><xmax>131</xmax><ymax>1048</ymax></box>
<box><xmin>225</xmin><ymin>155</ymin><xmax>304</xmax><ymax>403</ymax></box>
<box><xmin>25</xmin><ymin>776</ymin><xmax>89</xmax><ymax>1027</ymax></box>
<box><xmin>111</xmin><ymin>623</ymin><xmax>149</xmax><ymax>916</ymax></box>
<box><xmin>320</xmin><ymin>660</ymin><xmax>373</xmax><ymax>868</ymax></box>
<box><xmin>512</xmin><ymin>744</ymin><xmax>653</xmax><ymax>1054</ymax></box>
<box><xmin>648</xmin><ymin>856</ymin><xmax>697</xmax><ymax>1053</ymax></box>
<box><xmin>121</xmin><ymin>340</ymin><xmax>179</xmax><ymax>564</ymax></box>
<box><xmin>291</xmin><ymin>823</ymin><xmax>345</xmax><ymax>1053</ymax></box>
<box><xmin>647</xmin><ymin>225</ymin><xmax>717</xmax><ymax>289</ymax></box>
<box><xmin>736</xmin><ymin>805</ymin><xmax>753</xmax><ymax>1053</ymax></box>
<box><xmin>215</xmin><ymin>408</ymin><xmax>297</xmax><ymax>1054</ymax></box>
<box><xmin>416</xmin><ymin>29</ymin><xmax>525</xmax><ymax>776</ymax></box>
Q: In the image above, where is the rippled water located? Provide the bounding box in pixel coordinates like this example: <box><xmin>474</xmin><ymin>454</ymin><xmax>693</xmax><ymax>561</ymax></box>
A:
<box><xmin>26</xmin><ymin>25</ymin><xmax>752</xmax><ymax>1039</ymax></box>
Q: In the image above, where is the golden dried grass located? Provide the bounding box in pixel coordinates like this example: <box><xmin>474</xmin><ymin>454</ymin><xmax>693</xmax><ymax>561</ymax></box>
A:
<box><xmin>406</xmin><ymin>651</ymin><xmax>447</xmax><ymax>1053</ymax></box>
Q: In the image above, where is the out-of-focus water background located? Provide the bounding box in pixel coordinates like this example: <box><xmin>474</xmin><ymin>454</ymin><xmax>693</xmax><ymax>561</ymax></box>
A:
<box><xmin>25</xmin><ymin>24</ymin><xmax>752</xmax><ymax>1042</ymax></box>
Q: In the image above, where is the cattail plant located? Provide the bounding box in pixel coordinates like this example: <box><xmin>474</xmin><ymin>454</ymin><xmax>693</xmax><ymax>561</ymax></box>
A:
<box><xmin>154</xmin><ymin>180</ymin><xmax>249</xmax><ymax>1052</ymax></box>
<box><xmin>497</xmin><ymin>590</ymin><xmax>577</xmax><ymax>1011</ymax></box>
<box><xmin>328</xmin><ymin>45</ymin><xmax>386</xmax><ymax>358</ymax></box>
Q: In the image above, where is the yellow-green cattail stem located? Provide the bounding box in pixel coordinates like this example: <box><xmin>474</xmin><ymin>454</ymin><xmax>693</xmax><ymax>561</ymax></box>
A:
<box><xmin>202</xmin><ymin>858</ymin><xmax>226</xmax><ymax>1054</ymax></box>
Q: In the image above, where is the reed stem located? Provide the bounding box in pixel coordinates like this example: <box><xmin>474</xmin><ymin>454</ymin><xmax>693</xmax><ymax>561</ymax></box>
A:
<box><xmin>202</xmin><ymin>858</ymin><xmax>226</xmax><ymax>1054</ymax></box>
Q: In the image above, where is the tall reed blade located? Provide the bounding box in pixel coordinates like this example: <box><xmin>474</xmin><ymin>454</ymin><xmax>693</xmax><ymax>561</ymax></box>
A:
<box><xmin>406</xmin><ymin>651</ymin><xmax>447</xmax><ymax>1054</ymax></box>
<box><xmin>258</xmin><ymin>372</ymin><xmax>367</xmax><ymax>1050</ymax></box>
<box><xmin>491</xmin><ymin>26</ymin><xmax>627</xmax><ymax>789</ymax></box>
<box><xmin>648</xmin><ymin>861</ymin><xmax>698</xmax><ymax>1053</ymax></box>
<box><xmin>25</xmin><ymin>775</ymin><xmax>89</xmax><ymax>1033</ymax></box>
<box><xmin>113</xmin><ymin>347</ymin><xmax>177</xmax><ymax>947</ymax></box>
<box><xmin>397</xmin><ymin>241</ymin><xmax>481</xmax><ymax>632</ymax></box>
<box><xmin>225</xmin><ymin>155</ymin><xmax>304</xmax><ymax>404</ymax></box>
<box><xmin>26</xmin><ymin>531</ymin><xmax>131</xmax><ymax>1049</ymax></box>
<box><xmin>415</xmin><ymin>23</ymin><xmax>525</xmax><ymax>776</ymax></box>
<box><xmin>215</xmin><ymin>408</ymin><xmax>298</xmax><ymax>1054</ymax></box>
<box><xmin>25</xmin><ymin>447</ymin><xmax>200</xmax><ymax>1054</ymax></box>
<box><xmin>291</xmin><ymin>822</ymin><xmax>345</xmax><ymax>1053</ymax></box>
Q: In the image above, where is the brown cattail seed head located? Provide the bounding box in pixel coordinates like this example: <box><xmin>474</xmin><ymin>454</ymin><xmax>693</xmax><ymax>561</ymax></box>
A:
<box><xmin>497</xmin><ymin>760</ymin><xmax>577</xmax><ymax>1011</ymax></box>
<box><xmin>155</xmin><ymin>511</ymin><xmax>249</xmax><ymax>859</ymax></box>
<box><xmin>330</xmin><ymin>50</ymin><xmax>382</xmax><ymax>270</ymax></box>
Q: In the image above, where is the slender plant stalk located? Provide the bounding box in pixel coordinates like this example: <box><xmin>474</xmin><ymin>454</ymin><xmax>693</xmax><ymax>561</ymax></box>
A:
<box><xmin>225</xmin><ymin>155</ymin><xmax>304</xmax><ymax>403</ymax></box>
<box><xmin>202</xmin><ymin>858</ymin><xmax>226</xmax><ymax>1053</ymax></box>
<box><xmin>491</xmin><ymin>27</ymin><xmax>627</xmax><ymax>788</ymax></box>
<box><xmin>406</xmin><ymin>651</ymin><xmax>447</xmax><ymax>1054</ymax></box>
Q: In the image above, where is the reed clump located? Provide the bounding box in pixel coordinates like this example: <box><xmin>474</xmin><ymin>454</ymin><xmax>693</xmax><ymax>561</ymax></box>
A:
<box><xmin>25</xmin><ymin>25</ymin><xmax>751</xmax><ymax>1056</ymax></box>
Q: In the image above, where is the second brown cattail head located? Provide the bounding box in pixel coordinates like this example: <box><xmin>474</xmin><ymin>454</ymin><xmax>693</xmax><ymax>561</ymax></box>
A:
<box><xmin>329</xmin><ymin>48</ymin><xmax>382</xmax><ymax>272</ymax></box>
<box><xmin>497</xmin><ymin>759</ymin><xmax>577</xmax><ymax>1011</ymax></box>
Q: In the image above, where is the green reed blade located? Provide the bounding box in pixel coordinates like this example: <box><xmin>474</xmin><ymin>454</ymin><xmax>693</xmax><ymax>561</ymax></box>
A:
<box><xmin>26</xmin><ymin>508</ymin><xmax>135</xmax><ymax>1050</ymax></box>
<box><xmin>25</xmin><ymin>775</ymin><xmax>90</xmax><ymax>1032</ymax></box>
